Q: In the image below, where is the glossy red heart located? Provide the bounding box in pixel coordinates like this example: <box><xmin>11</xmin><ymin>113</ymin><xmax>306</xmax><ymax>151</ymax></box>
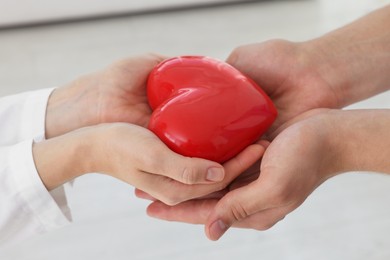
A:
<box><xmin>147</xmin><ymin>56</ymin><xmax>277</xmax><ymax>163</ymax></box>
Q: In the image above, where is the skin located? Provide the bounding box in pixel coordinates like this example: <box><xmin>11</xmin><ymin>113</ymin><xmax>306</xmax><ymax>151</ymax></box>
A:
<box><xmin>144</xmin><ymin>109</ymin><xmax>390</xmax><ymax>239</ymax></box>
<box><xmin>225</xmin><ymin>5</ymin><xmax>390</xmax><ymax>134</ymax></box>
<box><xmin>140</xmin><ymin>5</ymin><xmax>390</xmax><ymax>240</ymax></box>
<box><xmin>33</xmin><ymin>123</ymin><xmax>265</xmax><ymax>206</ymax></box>
<box><xmin>44</xmin><ymin>54</ymin><xmax>164</xmax><ymax>138</ymax></box>
<box><xmin>32</xmin><ymin>54</ymin><xmax>266</xmax><ymax>205</ymax></box>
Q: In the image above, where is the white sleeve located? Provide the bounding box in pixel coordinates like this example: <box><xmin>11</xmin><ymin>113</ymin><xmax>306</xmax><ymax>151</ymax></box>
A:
<box><xmin>0</xmin><ymin>141</ymin><xmax>71</xmax><ymax>248</ymax></box>
<box><xmin>0</xmin><ymin>89</ymin><xmax>71</xmax><ymax>248</ymax></box>
<box><xmin>0</xmin><ymin>88</ymin><xmax>53</xmax><ymax>145</ymax></box>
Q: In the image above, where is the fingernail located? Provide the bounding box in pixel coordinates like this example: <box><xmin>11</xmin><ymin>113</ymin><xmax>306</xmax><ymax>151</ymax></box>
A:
<box><xmin>207</xmin><ymin>167</ymin><xmax>225</xmax><ymax>182</ymax></box>
<box><xmin>209</xmin><ymin>219</ymin><xmax>228</xmax><ymax>240</ymax></box>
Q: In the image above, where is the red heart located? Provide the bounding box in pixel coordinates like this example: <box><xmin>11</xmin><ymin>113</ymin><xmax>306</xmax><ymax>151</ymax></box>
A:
<box><xmin>147</xmin><ymin>56</ymin><xmax>277</xmax><ymax>163</ymax></box>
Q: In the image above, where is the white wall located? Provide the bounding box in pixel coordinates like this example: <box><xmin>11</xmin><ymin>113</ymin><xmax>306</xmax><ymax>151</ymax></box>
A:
<box><xmin>319</xmin><ymin>0</ymin><xmax>390</xmax><ymax>30</ymax></box>
<box><xmin>3</xmin><ymin>0</ymin><xmax>389</xmax><ymax>28</ymax></box>
<box><xmin>0</xmin><ymin>0</ymin><xmax>247</xmax><ymax>27</ymax></box>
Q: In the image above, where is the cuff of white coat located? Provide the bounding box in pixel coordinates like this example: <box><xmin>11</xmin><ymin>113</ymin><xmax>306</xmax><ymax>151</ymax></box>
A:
<box><xmin>9</xmin><ymin>139</ymin><xmax>71</xmax><ymax>232</ymax></box>
<box><xmin>20</xmin><ymin>88</ymin><xmax>54</xmax><ymax>141</ymax></box>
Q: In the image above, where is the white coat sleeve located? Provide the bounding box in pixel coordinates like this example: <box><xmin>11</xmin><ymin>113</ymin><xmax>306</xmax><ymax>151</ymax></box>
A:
<box><xmin>0</xmin><ymin>88</ymin><xmax>53</xmax><ymax>145</ymax></box>
<box><xmin>0</xmin><ymin>89</ymin><xmax>71</xmax><ymax>248</ymax></box>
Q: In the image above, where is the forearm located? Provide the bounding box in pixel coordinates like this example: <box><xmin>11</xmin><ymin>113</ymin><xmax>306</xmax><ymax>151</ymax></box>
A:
<box><xmin>32</xmin><ymin>127</ymin><xmax>96</xmax><ymax>190</ymax></box>
<box><xmin>330</xmin><ymin>109</ymin><xmax>390</xmax><ymax>175</ymax></box>
<box><xmin>306</xmin><ymin>5</ymin><xmax>390</xmax><ymax>107</ymax></box>
<box><xmin>45</xmin><ymin>75</ymin><xmax>100</xmax><ymax>139</ymax></box>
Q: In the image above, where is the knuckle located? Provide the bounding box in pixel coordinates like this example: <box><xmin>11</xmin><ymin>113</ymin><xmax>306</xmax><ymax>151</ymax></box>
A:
<box><xmin>180</xmin><ymin>166</ymin><xmax>197</xmax><ymax>184</ymax></box>
<box><xmin>253</xmin><ymin>211</ymin><xmax>286</xmax><ymax>231</ymax></box>
<box><xmin>145</xmin><ymin>52</ymin><xmax>166</xmax><ymax>62</ymax></box>
<box><xmin>254</xmin><ymin>221</ymin><xmax>278</xmax><ymax>231</ymax></box>
<box><xmin>159</xmin><ymin>189</ymin><xmax>184</xmax><ymax>206</ymax></box>
<box><xmin>268</xmin><ymin>188</ymin><xmax>293</xmax><ymax>207</ymax></box>
<box><xmin>163</xmin><ymin>199</ymin><xmax>178</xmax><ymax>206</ymax></box>
<box><xmin>273</xmin><ymin>192</ymin><xmax>289</xmax><ymax>206</ymax></box>
<box><xmin>147</xmin><ymin>147</ymin><xmax>164</xmax><ymax>167</ymax></box>
<box><xmin>160</xmin><ymin>194</ymin><xmax>180</xmax><ymax>206</ymax></box>
<box><xmin>226</xmin><ymin>197</ymin><xmax>249</xmax><ymax>222</ymax></box>
<box><xmin>146</xmin><ymin>137</ymin><xmax>165</xmax><ymax>155</ymax></box>
<box><xmin>228</xmin><ymin>46</ymin><xmax>244</xmax><ymax>63</ymax></box>
<box><xmin>232</xmin><ymin>45</ymin><xmax>246</xmax><ymax>56</ymax></box>
<box><xmin>143</xmin><ymin>142</ymin><xmax>169</xmax><ymax>169</ymax></box>
<box><xmin>216</xmin><ymin>181</ymin><xmax>229</xmax><ymax>192</ymax></box>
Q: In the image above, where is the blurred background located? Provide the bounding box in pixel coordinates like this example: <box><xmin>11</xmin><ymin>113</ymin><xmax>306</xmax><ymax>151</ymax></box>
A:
<box><xmin>1</xmin><ymin>0</ymin><xmax>390</xmax><ymax>259</ymax></box>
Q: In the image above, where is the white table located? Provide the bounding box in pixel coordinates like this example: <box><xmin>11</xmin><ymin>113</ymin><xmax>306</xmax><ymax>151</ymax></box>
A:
<box><xmin>0</xmin><ymin>0</ymin><xmax>390</xmax><ymax>259</ymax></box>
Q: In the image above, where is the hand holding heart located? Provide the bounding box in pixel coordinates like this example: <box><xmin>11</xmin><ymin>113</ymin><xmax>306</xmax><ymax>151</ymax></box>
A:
<box><xmin>143</xmin><ymin>15</ymin><xmax>390</xmax><ymax>240</ymax></box>
<box><xmin>45</xmin><ymin>4</ymin><xmax>390</xmax><ymax>242</ymax></box>
<box><xmin>144</xmin><ymin>109</ymin><xmax>337</xmax><ymax>240</ymax></box>
<box><xmin>136</xmin><ymin>39</ymin><xmax>363</xmax><ymax>238</ymax></box>
<box><xmin>147</xmin><ymin>56</ymin><xmax>277</xmax><ymax>163</ymax></box>
<box><xmin>37</xmin><ymin>54</ymin><xmax>268</xmax><ymax>206</ymax></box>
<box><xmin>45</xmin><ymin>54</ymin><xmax>164</xmax><ymax>138</ymax></box>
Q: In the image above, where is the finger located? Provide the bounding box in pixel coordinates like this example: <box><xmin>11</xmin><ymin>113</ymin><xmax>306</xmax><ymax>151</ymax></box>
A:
<box><xmin>257</xmin><ymin>139</ymin><xmax>270</xmax><ymax>148</ymax></box>
<box><xmin>132</xmin><ymin>143</ymin><xmax>266</xmax><ymax>206</ymax></box>
<box><xmin>134</xmin><ymin>189</ymin><xmax>157</xmax><ymax>201</ymax></box>
<box><xmin>225</xmin><ymin>44</ymin><xmax>258</xmax><ymax>75</ymax></box>
<box><xmin>147</xmin><ymin>199</ymin><xmax>218</xmax><ymax>225</ymax></box>
<box><xmin>158</xmin><ymin>152</ymin><xmax>226</xmax><ymax>185</ymax></box>
<box><xmin>112</xmin><ymin>53</ymin><xmax>166</xmax><ymax>72</ymax></box>
<box><xmin>197</xmin><ymin>189</ymin><xmax>227</xmax><ymax>200</ymax></box>
<box><xmin>146</xmin><ymin>52</ymin><xmax>170</xmax><ymax>61</ymax></box>
<box><xmin>108</xmin><ymin>54</ymin><xmax>167</xmax><ymax>88</ymax></box>
<box><xmin>136</xmin><ymin>132</ymin><xmax>226</xmax><ymax>185</ymax></box>
<box><xmin>146</xmin><ymin>199</ymin><xmax>287</xmax><ymax>231</ymax></box>
<box><xmin>225</xmin><ymin>45</ymin><xmax>246</xmax><ymax>66</ymax></box>
<box><xmin>135</xmin><ymin>186</ymin><xmax>226</xmax><ymax>201</ymax></box>
<box><xmin>222</xmin><ymin>143</ymin><xmax>265</xmax><ymax>182</ymax></box>
<box><xmin>112</xmin><ymin>125</ymin><xmax>224</xmax><ymax>185</ymax></box>
<box><xmin>205</xmin><ymin>180</ymin><xmax>275</xmax><ymax>241</ymax></box>
<box><xmin>231</xmin><ymin>206</ymin><xmax>287</xmax><ymax>230</ymax></box>
<box><xmin>143</xmin><ymin>136</ymin><xmax>266</xmax><ymax>185</ymax></box>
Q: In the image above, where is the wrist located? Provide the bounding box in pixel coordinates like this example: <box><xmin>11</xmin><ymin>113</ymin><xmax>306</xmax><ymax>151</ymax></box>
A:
<box><xmin>300</xmin><ymin>38</ymin><xmax>350</xmax><ymax>108</ymax></box>
<box><xmin>45</xmin><ymin>77</ymin><xmax>99</xmax><ymax>139</ymax></box>
<box><xmin>305</xmin><ymin>110</ymin><xmax>348</xmax><ymax>179</ymax></box>
<box><xmin>330</xmin><ymin>110</ymin><xmax>390</xmax><ymax>174</ymax></box>
<box><xmin>32</xmin><ymin>127</ymin><xmax>96</xmax><ymax>190</ymax></box>
<box><xmin>303</xmin><ymin>6</ymin><xmax>390</xmax><ymax>107</ymax></box>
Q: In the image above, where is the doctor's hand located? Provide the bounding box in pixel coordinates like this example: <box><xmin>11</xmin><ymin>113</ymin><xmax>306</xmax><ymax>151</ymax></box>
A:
<box><xmin>45</xmin><ymin>54</ymin><xmax>164</xmax><ymax>139</ymax></box>
<box><xmin>32</xmin><ymin>123</ymin><xmax>265</xmax><ymax>205</ymax></box>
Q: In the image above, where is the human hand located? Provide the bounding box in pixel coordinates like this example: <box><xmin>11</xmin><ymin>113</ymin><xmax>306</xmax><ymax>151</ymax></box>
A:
<box><xmin>227</xmin><ymin>7</ymin><xmax>390</xmax><ymax>134</ymax></box>
<box><xmin>136</xmin><ymin>109</ymin><xmax>335</xmax><ymax>239</ymax></box>
<box><xmin>142</xmin><ymin>109</ymin><xmax>369</xmax><ymax>240</ymax></box>
<box><xmin>33</xmin><ymin>123</ymin><xmax>265</xmax><ymax>205</ymax></box>
<box><xmin>45</xmin><ymin>54</ymin><xmax>164</xmax><ymax>138</ymax></box>
<box><xmin>226</xmin><ymin>40</ymin><xmax>341</xmax><ymax>133</ymax></box>
<box><xmin>138</xmin><ymin>5</ymin><xmax>390</xmax><ymax>240</ymax></box>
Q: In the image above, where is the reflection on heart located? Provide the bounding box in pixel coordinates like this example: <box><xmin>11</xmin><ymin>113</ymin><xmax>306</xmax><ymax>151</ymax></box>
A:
<box><xmin>147</xmin><ymin>56</ymin><xmax>277</xmax><ymax>163</ymax></box>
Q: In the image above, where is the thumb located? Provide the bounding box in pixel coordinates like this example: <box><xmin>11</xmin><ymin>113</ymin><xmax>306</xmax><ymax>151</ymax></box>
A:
<box><xmin>147</xmin><ymin>144</ymin><xmax>225</xmax><ymax>185</ymax></box>
<box><xmin>156</xmin><ymin>140</ymin><xmax>266</xmax><ymax>185</ymax></box>
<box><xmin>168</xmin><ymin>155</ymin><xmax>226</xmax><ymax>185</ymax></box>
<box><xmin>205</xmin><ymin>180</ymin><xmax>269</xmax><ymax>241</ymax></box>
<box><xmin>226</xmin><ymin>44</ymin><xmax>257</xmax><ymax>72</ymax></box>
